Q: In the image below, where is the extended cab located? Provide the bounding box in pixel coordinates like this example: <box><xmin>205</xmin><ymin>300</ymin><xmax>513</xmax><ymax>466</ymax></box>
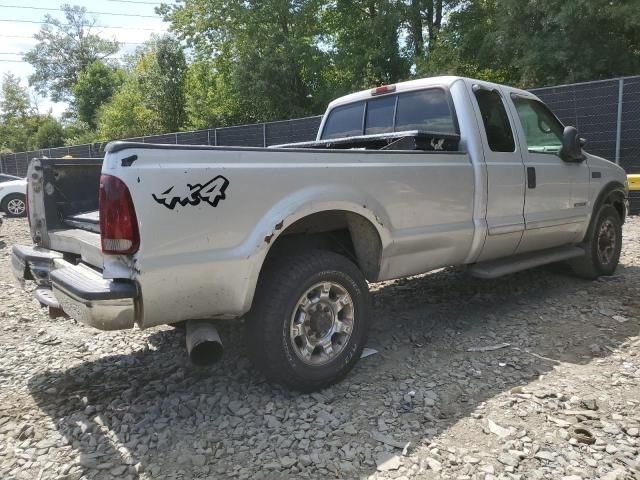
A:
<box><xmin>12</xmin><ymin>76</ymin><xmax>628</xmax><ymax>391</ymax></box>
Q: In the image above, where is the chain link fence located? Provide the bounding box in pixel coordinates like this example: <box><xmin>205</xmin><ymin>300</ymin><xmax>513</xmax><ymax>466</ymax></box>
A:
<box><xmin>1</xmin><ymin>75</ymin><xmax>639</xmax><ymax>177</ymax></box>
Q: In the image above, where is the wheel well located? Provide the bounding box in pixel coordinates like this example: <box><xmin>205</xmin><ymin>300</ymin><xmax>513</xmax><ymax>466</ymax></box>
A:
<box><xmin>1</xmin><ymin>192</ymin><xmax>25</xmax><ymax>207</ymax></box>
<box><xmin>264</xmin><ymin>211</ymin><xmax>383</xmax><ymax>281</ymax></box>
<box><xmin>603</xmin><ymin>191</ymin><xmax>625</xmax><ymax>223</ymax></box>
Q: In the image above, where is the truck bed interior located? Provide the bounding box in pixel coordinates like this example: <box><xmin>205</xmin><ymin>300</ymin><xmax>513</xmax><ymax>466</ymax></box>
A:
<box><xmin>64</xmin><ymin>210</ymin><xmax>99</xmax><ymax>233</ymax></box>
<box><xmin>37</xmin><ymin>158</ymin><xmax>102</xmax><ymax>234</ymax></box>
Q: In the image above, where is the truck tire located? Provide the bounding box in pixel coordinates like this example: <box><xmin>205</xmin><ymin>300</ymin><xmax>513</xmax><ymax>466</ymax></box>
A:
<box><xmin>2</xmin><ymin>193</ymin><xmax>27</xmax><ymax>218</ymax></box>
<box><xmin>247</xmin><ymin>250</ymin><xmax>369</xmax><ymax>391</ymax></box>
<box><xmin>570</xmin><ymin>205</ymin><xmax>622</xmax><ymax>279</ymax></box>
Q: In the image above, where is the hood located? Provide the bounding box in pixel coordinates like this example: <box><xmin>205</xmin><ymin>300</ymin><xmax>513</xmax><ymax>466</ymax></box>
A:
<box><xmin>0</xmin><ymin>179</ymin><xmax>27</xmax><ymax>188</ymax></box>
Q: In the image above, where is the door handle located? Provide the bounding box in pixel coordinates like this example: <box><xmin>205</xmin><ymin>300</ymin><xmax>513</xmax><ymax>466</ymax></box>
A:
<box><xmin>527</xmin><ymin>167</ymin><xmax>536</xmax><ymax>189</ymax></box>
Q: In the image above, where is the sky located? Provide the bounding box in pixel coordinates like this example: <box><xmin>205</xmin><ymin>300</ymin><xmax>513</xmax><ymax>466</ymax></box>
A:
<box><xmin>0</xmin><ymin>0</ymin><xmax>171</xmax><ymax>117</ymax></box>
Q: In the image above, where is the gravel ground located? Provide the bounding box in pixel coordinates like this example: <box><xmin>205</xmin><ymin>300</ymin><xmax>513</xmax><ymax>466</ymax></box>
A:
<box><xmin>0</xmin><ymin>217</ymin><xmax>639</xmax><ymax>480</ymax></box>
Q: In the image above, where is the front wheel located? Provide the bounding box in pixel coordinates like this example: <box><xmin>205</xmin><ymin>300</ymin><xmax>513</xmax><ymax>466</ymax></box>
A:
<box><xmin>247</xmin><ymin>250</ymin><xmax>370</xmax><ymax>391</ymax></box>
<box><xmin>2</xmin><ymin>193</ymin><xmax>26</xmax><ymax>218</ymax></box>
<box><xmin>570</xmin><ymin>205</ymin><xmax>622</xmax><ymax>279</ymax></box>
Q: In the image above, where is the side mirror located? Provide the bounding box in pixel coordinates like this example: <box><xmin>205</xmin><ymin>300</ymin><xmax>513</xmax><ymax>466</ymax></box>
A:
<box><xmin>559</xmin><ymin>126</ymin><xmax>586</xmax><ymax>162</ymax></box>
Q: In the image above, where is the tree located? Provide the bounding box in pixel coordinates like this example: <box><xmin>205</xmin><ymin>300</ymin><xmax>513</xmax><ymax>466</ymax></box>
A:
<box><xmin>159</xmin><ymin>0</ymin><xmax>332</xmax><ymax>123</ymax></box>
<box><xmin>96</xmin><ymin>81</ymin><xmax>159</xmax><ymax>140</ymax></box>
<box><xmin>24</xmin><ymin>4</ymin><xmax>119</xmax><ymax>102</ymax></box>
<box><xmin>0</xmin><ymin>73</ymin><xmax>37</xmax><ymax>152</ymax></box>
<box><xmin>72</xmin><ymin>61</ymin><xmax>124</xmax><ymax>128</ymax></box>
<box><xmin>183</xmin><ymin>60</ymin><xmax>224</xmax><ymax>129</ymax></box>
<box><xmin>419</xmin><ymin>0</ymin><xmax>640</xmax><ymax>87</ymax></box>
<box><xmin>404</xmin><ymin>0</ymin><xmax>461</xmax><ymax>60</ymax></box>
<box><xmin>0</xmin><ymin>73</ymin><xmax>31</xmax><ymax>120</ymax></box>
<box><xmin>324</xmin><ymin>0</ymin><xmax>409</xmax><ymax>93</ymax></box>
<box><xmin>134</xmin><ymin>36</ymin><xmax>187</xmax><ymax>131</ymax></box>
<box><xmin>489</xmin><ymin>0</ymin><xmax>640</xmax><ymax>86</ymax></box>
<box><xmin>35</xmin><ymin>117</ymin><xmax>66</xmax><ymax>148</ymax></box>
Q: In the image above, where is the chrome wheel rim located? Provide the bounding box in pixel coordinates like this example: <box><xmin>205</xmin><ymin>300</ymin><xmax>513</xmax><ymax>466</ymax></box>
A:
<box><xmin>597</xmin><ymin>219</ymin><xmax>616</xmax><ymax>265</ymax></box>
<box><xmin>289</xmin><ymin>281</ymin><xmax>355</xmax><ymax>366</ymax></box>
<box><xmin>7</xmin><ymin>198</ymin><xmax>25</xmax><ymax>216</ymax></box>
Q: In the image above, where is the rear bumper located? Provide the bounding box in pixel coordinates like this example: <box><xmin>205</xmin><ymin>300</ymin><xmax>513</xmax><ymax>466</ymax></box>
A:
<box><xmin>12</xmin><ymin>244</ymin><xmax>138</xmax><ymax>330</ymax></box>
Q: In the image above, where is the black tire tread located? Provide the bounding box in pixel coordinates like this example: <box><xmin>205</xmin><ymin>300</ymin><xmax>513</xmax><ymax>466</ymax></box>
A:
<box><xmin>570</xmin><ymin>205</ymin><xmax>622</xmax><ymax>279</ymax></box>
<box><xmin>247</xmin><ymin>249</ymin><xmax>368</xmax><ymax>391</ymax></box>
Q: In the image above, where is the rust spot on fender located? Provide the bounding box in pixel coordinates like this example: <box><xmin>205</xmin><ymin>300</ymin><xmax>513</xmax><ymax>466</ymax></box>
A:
<box><xmin>264</xmin><ymin>220</ymin><xmax>285</xmax><ymax>244</ymax></box>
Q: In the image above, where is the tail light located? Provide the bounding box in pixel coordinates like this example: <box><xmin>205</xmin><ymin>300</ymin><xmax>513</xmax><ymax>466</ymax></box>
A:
<box><xmin>99</xmin><ymin>174</ymin><xmax>140</xmax><ymax>254</ymax></box>
<box><xmin>371</xmin><ymin>84</ymin><xmax>396</xmax><ymax>96</ymax></box>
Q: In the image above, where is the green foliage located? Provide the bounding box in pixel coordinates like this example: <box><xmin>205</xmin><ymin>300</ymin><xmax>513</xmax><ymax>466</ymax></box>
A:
<box><xmin>159</xmin><ymin>0</ymin><xmax>333</xmax><ymax>123</ymax></box>
<box><xmin>1</xmin><ymin>73</ymin><xmax>31</xmax><ymax>121</ymax></box>
<box><xmin>35</xmin><ymin>117</ymin><xmax>66</xmax><ymax>148</ymax></box>
<box><xmin>72</xmin><ymin>61</ymin><xmax>124</xmax><ymax>128</ymax></box>
<box><xmin>324</xmin><ymin>0</ymin><xmax>409</xmax><ymax>93</ymax></box>
<box><xmin>2</xmin><ymin>0</ymin><xmax>639</xmax><ymax>153</ymax></box>
<box><xmin>183</xmin><ymin>60</ymin><xmax>224</xmax><ymax>129</ymax></box>
<box><xmin>418</xmin><ymin>0</ymin><xmax>640</xmax><ymax>87</ymax></box>
<box><xmin>96</xmin><ymin>81</ymin><xmax>159</xmax><ymax>140</ymax></box>
<box><xmin>134</xmin><ymin>36</ymin><xmax>188</xmax><ymax>131</ymax></box>
<box><xmin>0</xmin><ymin>74</ymin><xmax>38</xmax><ymax>152</ymax></box>
<box><xmin>24</xmin><ymin>4</ymin><xmax>119</xmax><ymax>102</ymax></box>
<box><xmin>489</xmin><ymin>0</ymin><xmax>640</xmax><ymax>86</ymax></box>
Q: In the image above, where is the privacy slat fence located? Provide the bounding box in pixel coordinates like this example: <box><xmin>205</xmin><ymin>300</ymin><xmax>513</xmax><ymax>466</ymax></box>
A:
<box><xmin>2</xmin><ymin>76</ymin><xmax>639</xmax><ymax>177</ymax></box>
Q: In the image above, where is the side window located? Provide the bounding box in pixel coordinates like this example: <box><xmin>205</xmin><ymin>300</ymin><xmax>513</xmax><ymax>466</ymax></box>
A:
<box><xmin>365</xmin><ymin>96</ymin><xmax>395</xmax><ymax>135</ymax></box>
<box><xmin>395</xmin><ymin>89</ymin><xmax>456</xmax><ymax>134</ymax></box>
<box><xmin>321</xmin><ymin>102</ymin><xmax>364</xmax><ymax>139</ymax></box>
<box><xmin>473</xmin><ymin>89</ymin><xmax>515</xmax><ymax>152</ymax></box>
<box><xmin>512</xmin><ymin>96</ymin><xmax>563</xmax><ymax>153</ymax></box>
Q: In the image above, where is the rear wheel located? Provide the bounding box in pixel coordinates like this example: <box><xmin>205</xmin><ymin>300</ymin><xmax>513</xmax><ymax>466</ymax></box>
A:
<box><xmin>2</xmin><ymin>193</ymin><xmax>26</xmax><ymax>218</ymax></box>
<box><xmin>247</xmin><ymin>250</ymin><xmax>369</xmax><ymax>391</ymax></box>
<box><xmin>570</xmin><ymin>205</ymin><xmax>622</xmax><ymax>279</ymax></box>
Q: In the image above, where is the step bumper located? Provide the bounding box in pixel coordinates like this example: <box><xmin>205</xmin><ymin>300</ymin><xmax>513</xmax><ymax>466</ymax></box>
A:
<box><xmin>12</xmin><ymin>244</ymin><xmax>138</xmax><ymax>330</ymax></box>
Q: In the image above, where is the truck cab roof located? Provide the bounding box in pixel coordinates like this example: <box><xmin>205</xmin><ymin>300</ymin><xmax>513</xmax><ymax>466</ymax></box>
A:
<box><xmin>326</xmin><ymin>76</ymin><xmax>538</xmax><ymax>110</ymax></box>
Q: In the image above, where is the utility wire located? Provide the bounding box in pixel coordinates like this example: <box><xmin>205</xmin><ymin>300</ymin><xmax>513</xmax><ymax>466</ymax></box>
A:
<box><xmin>0</xmin><ymin>19</ymin><xmax>161</xmax><ymax>30</ymax></box>
<box><xmin>0</xmin><ymin>4</ymin><xmax>158</xmax><ymax>18</ymax></box>
<box><xmin>106</xmin><ymin>0</ymin><xmax>163</xmax><ymax>4</ymax></box>
<box><xmin>0</xmin><ymin>34</ymin><xmax>145</xmax><ymax>45</ymax></box>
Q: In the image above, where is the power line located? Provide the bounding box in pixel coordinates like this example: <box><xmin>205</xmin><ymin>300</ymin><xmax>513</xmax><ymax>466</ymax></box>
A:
<box><xmin>0</xmin><ymin>59</ymin><xmax>25</xmax><ymax>63</ymax></box>
<box><xmin>0</xmin><ymin>4</ymin><xmax>158</xmax><ymax>18</ymax></box>
<box><xmin>0</xmin><ymin>34</ymin><xmax>146</xmax><ymax>45</ymax></box>
<box><xmin>0</xmin><ymin>19</ymin><xmax>162</xmax><ymax>31</ymax></box>
<box><xmin>106</xmin><ymin>0</ymin><xmax>163</xmax><ymax>4</ymax></box>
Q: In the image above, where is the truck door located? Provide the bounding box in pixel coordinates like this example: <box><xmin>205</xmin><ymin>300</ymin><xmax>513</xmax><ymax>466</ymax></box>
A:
<box><xmin>469</xmin><ymin>83</ymin><xmax>526</xmax><ymax>262</ymax></box>
<box><xmin>507</xmin><ymin>94</ymin><xmax>589</xmax><ymax>253</ymax></box>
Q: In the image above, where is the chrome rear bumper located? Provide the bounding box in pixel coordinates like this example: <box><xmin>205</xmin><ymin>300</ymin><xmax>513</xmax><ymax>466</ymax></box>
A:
<box><xmin>12</xmin><ymin>244</ymin><xmax>138</xmax><ymax>330</ymax></box>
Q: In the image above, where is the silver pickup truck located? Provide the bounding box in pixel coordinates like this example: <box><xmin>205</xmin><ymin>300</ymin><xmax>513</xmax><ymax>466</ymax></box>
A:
<box><xmin>12</xmin><ymin>76</ymin><xmax>628</xmax><ymax>391</ymax></box>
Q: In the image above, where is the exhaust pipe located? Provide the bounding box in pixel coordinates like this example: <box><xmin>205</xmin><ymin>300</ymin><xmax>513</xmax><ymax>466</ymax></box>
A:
<box><xmin>186</xmin><ymin>320</ymin><xmax>224</xmax><ymax>366</ymax></box>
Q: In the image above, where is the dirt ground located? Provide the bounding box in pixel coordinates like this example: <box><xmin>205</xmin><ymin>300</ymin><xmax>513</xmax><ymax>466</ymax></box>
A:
<box><xmin>0</xmin><ymin>216</ymin><xmax>638</xmax><ymax>479</ymax></box>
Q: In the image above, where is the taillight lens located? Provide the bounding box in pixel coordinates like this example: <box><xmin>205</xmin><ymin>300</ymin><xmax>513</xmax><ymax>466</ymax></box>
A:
<box><xmin>99</xmin><ymin>174</ymin><xmax>140</xmax><ymax>254</ymax></box>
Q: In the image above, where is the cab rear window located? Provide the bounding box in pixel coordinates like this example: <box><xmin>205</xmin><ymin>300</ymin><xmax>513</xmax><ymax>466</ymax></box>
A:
<box><xmin>321</xmin><ymin>88</ymin><xmax>456</xmax><ymax>140</ymax></box>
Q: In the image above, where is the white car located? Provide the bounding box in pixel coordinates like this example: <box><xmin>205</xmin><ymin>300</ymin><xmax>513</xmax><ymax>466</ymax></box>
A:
<box><xmin>0</xmin><ymin>173</ymin><xmax>27</xmax><ymax>217</ymax></box>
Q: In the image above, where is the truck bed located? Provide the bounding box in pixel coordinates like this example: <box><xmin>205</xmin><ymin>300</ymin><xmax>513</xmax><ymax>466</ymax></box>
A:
<box><xmin>63</xmin><ymin>210</ymin><xmax>100</xmax><ymax>233</ymax></box>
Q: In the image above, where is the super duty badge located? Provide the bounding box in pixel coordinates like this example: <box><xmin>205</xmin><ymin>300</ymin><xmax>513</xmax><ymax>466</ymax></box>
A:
<box><xmin>152</xmin><ymin>176</ymin><xmax>229</xmax><ymax>210</ymax></box>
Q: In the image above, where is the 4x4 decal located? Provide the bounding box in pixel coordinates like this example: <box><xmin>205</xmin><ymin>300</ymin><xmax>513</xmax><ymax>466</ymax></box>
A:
<box><xmin>152</xmin><ymin>175</ymin><xmax>230</xmax><ymax>210</ymax></box>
